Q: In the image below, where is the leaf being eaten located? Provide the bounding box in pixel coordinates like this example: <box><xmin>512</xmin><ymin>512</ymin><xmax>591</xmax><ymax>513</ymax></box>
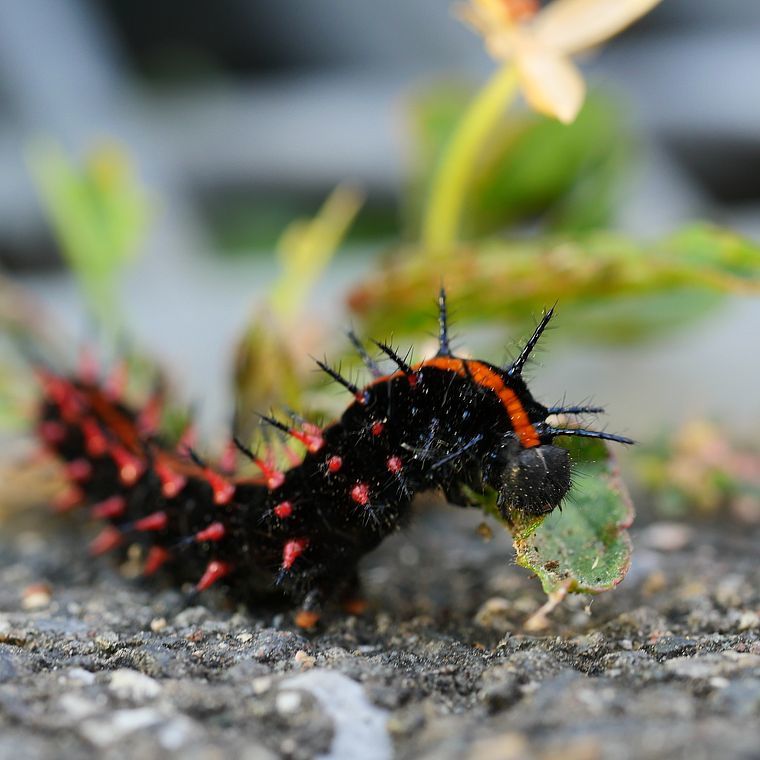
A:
<box><xmin>509</xmin><ymin>438</ymin><xmax>634</xmax><ymax>595</ymax></box>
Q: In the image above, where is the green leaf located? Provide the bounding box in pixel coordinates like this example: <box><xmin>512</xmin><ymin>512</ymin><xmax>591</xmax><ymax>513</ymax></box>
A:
<box><xmin>28</xmin><ymin>141</ymin><xmax>150</xmax><ymax>340</ymax></box>
<box><xmin>406</xmin><ymin>87</ymin><xmax>627</xmax><ymax>237</ymax></box>
<box><xmin>347</xmin><ymin>224</ymin><xmax>760</xmax><ymax>344</ymax></box>
<box><xmin>508</xmin><ymin>438</ymin><xmax>634</xmax><ymax>595</ymax></box>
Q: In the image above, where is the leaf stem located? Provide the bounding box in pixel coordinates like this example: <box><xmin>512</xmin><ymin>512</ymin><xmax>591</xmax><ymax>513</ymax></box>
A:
<box><xmin>421</xmin><ymin>64</ymin><xmax>519</xmax><ymax>255</ymax></box>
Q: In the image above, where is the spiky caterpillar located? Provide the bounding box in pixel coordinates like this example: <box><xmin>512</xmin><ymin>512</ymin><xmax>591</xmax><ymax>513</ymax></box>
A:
<box><xmin>36</xmin><ymin>291</ymin><xmax>632</xmax><ymax>625</ymax></box>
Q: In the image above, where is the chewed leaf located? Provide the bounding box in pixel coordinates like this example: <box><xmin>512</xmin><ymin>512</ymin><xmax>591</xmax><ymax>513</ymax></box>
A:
<box><xmin>509</xmin><ymin>437</ymin><xmax>634</xmax><ymax>595</ymax></box>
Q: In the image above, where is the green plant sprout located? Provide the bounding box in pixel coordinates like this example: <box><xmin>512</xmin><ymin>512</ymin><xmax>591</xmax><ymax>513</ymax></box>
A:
<box><xmin>422</xmin><ymin>0</ymin><xmax>662</xmax><ymax>252</ymax></box>
<box><xmin>234</xmin><ymin>185</ymin><xmax>364</xmax><ymax>439</ymax></box>
<box><xmin>28</xmin><ymin>141</ymin><xmax>151</xmax><ymax>341</ymax></box>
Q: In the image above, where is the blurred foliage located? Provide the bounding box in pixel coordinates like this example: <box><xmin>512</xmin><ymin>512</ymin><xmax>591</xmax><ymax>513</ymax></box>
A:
<box><xmin>233</xmin><ymin>185</ymin><xmax>363</xmax><ymax>442</ymax></box>
<box><xmin>29</xmin><ymin>141</ymin><xmax>151</xmax><ymax>339</ymax></box>
<box><xmin>477</xmin><ymin>437</ymin><xmax>634</xmax><ymax>597</ymax></box>
<box><xmin>407</xmin><ymin>88</ymin><xmax>627</xmax><ymax>239</ymax></box>
<box><xmin>207</xmin><ymin>193</ymin><xmax>397</xmax><ymax>255</ymax></box>
<box><xmin>0</xmin><ymin>362</ymin><xmax>30</xmax><ymax>432</ymax></box>
<box><xmin>637</xmin><ymin>420</ymin><xmax>760</xmax><ymax>523</ymax></box>
<box><xmin>0</xmin><ymin>276</ymin><xmax>64</xmax><ymax>432</ymax></box>
<box><xmin>348</xmin><ymin>224</ymin><xmax>760</xmax><ymax>344</ymax></box>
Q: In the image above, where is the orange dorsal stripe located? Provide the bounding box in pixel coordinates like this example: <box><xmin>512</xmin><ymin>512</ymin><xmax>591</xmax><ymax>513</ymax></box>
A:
<box><xmin>409</xmin><ymin>357</ymin><xmax>540</xmax><ymax>448</ymax></box>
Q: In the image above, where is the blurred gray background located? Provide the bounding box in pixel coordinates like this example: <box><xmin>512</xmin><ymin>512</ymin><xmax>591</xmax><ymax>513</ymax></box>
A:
<box><xmin>1</xmin><ymin>0</ymin><xmax>759</xmax><ymax>434</ymax></box>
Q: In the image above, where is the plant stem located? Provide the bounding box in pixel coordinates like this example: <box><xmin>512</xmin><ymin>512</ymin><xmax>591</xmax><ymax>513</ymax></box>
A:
<box><xmin>422</xmin><ymin>64</ymin><xmax>519</xmax><ymax>255</ymax></box>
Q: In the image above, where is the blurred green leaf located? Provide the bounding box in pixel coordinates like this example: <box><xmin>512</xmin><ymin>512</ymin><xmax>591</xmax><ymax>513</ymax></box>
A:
<box><xmin>508</xmin><ymin>438</ymin><xmax>633</xmax><ymax>595</ymax></box>
<box><xmin>234</xmin><ymin>186</ymin><xmax>363</xmax><ymax>442</ymax></box>
<box><xmin>406</xmin><ymin>87</ymin><xmax>627</xmax><ymax>238</ymax></box>
<box><xmin>28</xmin><ymin>141</ymin><xmax>150</xmax><ymax>338</ymax></box>
<box><xmin>348</xmin><ymin>224</ymin><xmax>760</xmax><ymax>344</ymax></box>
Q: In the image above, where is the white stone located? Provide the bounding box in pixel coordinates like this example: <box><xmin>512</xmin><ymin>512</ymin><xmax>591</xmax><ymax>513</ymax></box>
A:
<box><xmin>275</xmin><ymin>690</ymin><xmax>303</xmax><ymax>716</ymax></box>
<box><xmin>65</xmin><ymin>668</ymin><xmax>96</xmax><ymax>685</ymax></box>
<box><xmin>79</xmin><ymin>708</ymin><xmax>164</xmax><ymax>747</ymax></box>
<box><xmin>109</xmin><ymin>669</ymin><xmax>162</xmax><ymax>701</ymax></box>
<box><xmin>282</xmin><ymin>669</ymin><xmax>392</xmax><ymax>760</ymax></box>
<box><xmin>158</xmin><ymin>714</ymin><xmax>203</xmax><ymax>750</ymax></box>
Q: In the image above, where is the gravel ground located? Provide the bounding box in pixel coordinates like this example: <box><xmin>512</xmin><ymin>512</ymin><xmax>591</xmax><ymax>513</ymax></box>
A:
<box><xmin>0</xmin><ymin>500</ymin><xmax>759</xmax><ymax>760</ymax></box>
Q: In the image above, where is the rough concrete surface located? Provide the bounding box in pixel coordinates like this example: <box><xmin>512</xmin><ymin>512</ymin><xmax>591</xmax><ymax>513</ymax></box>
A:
<box><xmin>0</xmin><ymin>502</ymin><xmax>758</xmax><ymax>760</ymax></box>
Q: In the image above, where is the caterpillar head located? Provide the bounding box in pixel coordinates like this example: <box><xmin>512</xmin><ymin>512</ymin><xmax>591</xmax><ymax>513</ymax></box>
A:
<box><xmin>486</xmin><ymin>438</ymin><xmax>572</xmax><ymax>517</ymax></box>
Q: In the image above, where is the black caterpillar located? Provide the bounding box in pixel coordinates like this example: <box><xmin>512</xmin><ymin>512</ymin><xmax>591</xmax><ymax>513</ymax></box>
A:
<box><xmin>36</xmin><ymin>290</ymin><xmax>632</xmax><ymax>625</ymax></box>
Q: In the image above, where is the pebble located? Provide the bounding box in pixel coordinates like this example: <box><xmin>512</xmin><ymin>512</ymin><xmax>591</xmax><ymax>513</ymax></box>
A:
<box><xmin>58</xmin><ymin>693</ymin><xmax>102</xmax><ymax>721</ymax></box>
<box><xmin>275</xmin><ymin>690</ymin><xmax>303</xmax><ymax>716</ymax></box>
<box><xmin>640</xmin><ymin>522</ymin><xmax>694</xmax><ymax>552</ymax></box>
<box><xmin>65</xmin><ymin>668</ymin><xmax>96</xmax><ymax>685</ymax></box>
<box><xmin>282</xmin><ymin>670</ymin><xmax>392</xmax><ymax>760</ymax></box>
<box><xmin>252</xmin><ymin>676</ymin><xmax>272</xmax><ymax>695</ymax></box>
<box><xmin>665</xmin><ymin>653</ymin><xmax>760</xmax><ymax>679</ymax></box>
<box><xmin>479</xmin><ymin>674</ymin><xmax>522</xmax><ymax>713</ymax></box>
<box><xmin>650</xmin><ymin>636</ymin><xmax>698</xmax><ymax>658</ymax></box>
<box><xmin>157</xmin><ymin>714</ymin><xmax>204</xmax><ymax>750</ymax></box>
<box><xmin>21</xmin><ymin>582</ymin><xmax>52</xmax><ymax>610</ymax></box>
<box><xmin>474</xmin><ymin>597</ymin><xmax>513</xmax><ymax>631</ymax></box>
<box><xmin>466</xmin><ymin>732</ymin><xmax>528</xmax><ymax>760</ymax></box>
<box><xmin>294</xmin><ymin>649</ymin><xmax>316</xmax><ymax>669</ymax></box>
<box><xmin>738</xmin><ymin>611</ymin><xmax>760</xmax><ymax>631</ymax></box>
<box><xmin>79</xmin><ymin>708</ymin><xmax>165</xmax><ymax>747</ymax></box>
<box><xmin>109</xmin><ymin>669</ymin><xmax>162</xmax><ymax>701</ymax></box>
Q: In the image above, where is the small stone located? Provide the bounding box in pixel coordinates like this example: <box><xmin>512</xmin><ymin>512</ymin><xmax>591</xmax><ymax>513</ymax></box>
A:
<box><xmin>641</xmin><ymin>570</ymin><xmax>668</xmax><ymax>596</ymax></box>
<box><xmin>738</xmin><ymin>611</ymin><xmax>759</xmax><ymax>631</ymax></box>
<box><xmin>21</xmin><ymin>582</ymin><xmax>52</xmax><ymax>610</ymax></box>
<box><xmin>474</xmin><ymin>597</ymin><xmax>513</xmax><ymax>631</ymax></box>
<box><xmin>58</xmin><ymin>693</ymin><xmax>101</xmax><ymax>721</ymax></box>
<box><xmin>276</xmin><ymin>690</ymin><xmax>303</xmax><ymax>715</ymax></box>
<box><xmin>109</xmin><ymin>669</ymin><xmax>162</xmax><ymax>701</ymax></box>
<box><xmin>479</xmin><ymin>674</ymin><xmax>522</xmax><ymax>713</ymax></box>
<box><xmin>79</xmin><ymin>708</ymin><xmax>164</xmax><ymax>747</ymax></box>
<box><xmin>157</xmin><ymin>714</ymin><xmax>203</xmax><ymax>750</ymax></box>
<box><xmin>466</xmin><ymin>732</ymin><xmax>528</xmax><ymax>760</ymax></box>
<box><xmin>294</xmin><ymin>649</ymin><xmax>316</xmax><ymax>669</ymax></box>
<box><xmin>640</xmin><ymin>522</ymin><xmax>694</xmax><ymax>552</ymax></box>
<box><xmin>651</xmin><ymin>636</ymin><xmax>697</xmax><ymax>658</ymax></box>
<box><xmin>236</xmin><ymin>632</ymin><xmax>253</xmax><ymax>643</ymax></box>
<box><xmin>173</xmin><ymin>606</ymin><xmax>210</xmax><ymax>628</ymax></box>
<box><xmin>252</xmin><ymin>676</ymin><xmax>272</xmax><ymax>695</ymax></box>
<box><xmin>149</xmin><ymin>617</ymin><xmax>167</xmax><ymax>633</ymax></box>
<box><xmin>65</xmin><ymin>668</ymin><xmax>96</xmax><ymax>685</ymax></box>
<box><xmin>386</xmin><ymin>707</ymin><xmax>425</xmax><ymax>737</ymax></box>
<box><xmin>665</xmin><ymin>653</ymin><xmax>760</xmax><ymax>679</ymax></box>
<box><xmin>95</xmin><ymin>633</ymin><xmax>120</xmax><ymax>652</ymax></box>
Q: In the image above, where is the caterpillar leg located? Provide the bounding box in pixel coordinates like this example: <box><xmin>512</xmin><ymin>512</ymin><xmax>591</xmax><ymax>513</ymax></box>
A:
<box><xmin>339</xmin><ymin>571</ymin><xmax>368</xmax><ymax>616</ymax></box>
<box><xmin>294</xmin><ymin>588</ymin><xmax>324</xmax><ymax>629</ymax></box>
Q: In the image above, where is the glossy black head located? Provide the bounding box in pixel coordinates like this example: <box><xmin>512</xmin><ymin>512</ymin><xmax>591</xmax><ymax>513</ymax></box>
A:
<box><xmin>485</xmin><ymin>438</ymin><xmax>572</xmax><ymax>517</ymax></box>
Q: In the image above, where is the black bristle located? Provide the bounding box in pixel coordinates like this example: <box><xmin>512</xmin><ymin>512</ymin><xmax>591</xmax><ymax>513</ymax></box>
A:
<box><xmin>372</xmin><ymin>340</ymin><xmax>414</xmax><ymax>375</ymax></box>
<box><xmin>508</xmin><ymin>306</ymin><xmax>555</xmax><ymax>377</ymax></box>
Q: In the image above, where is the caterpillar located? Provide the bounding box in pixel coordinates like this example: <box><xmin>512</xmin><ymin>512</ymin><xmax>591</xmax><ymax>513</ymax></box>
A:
<box><xmin>35</xmin><ymin>290</ymin><xmax>632</xmax><ymax>626</ymax></box>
